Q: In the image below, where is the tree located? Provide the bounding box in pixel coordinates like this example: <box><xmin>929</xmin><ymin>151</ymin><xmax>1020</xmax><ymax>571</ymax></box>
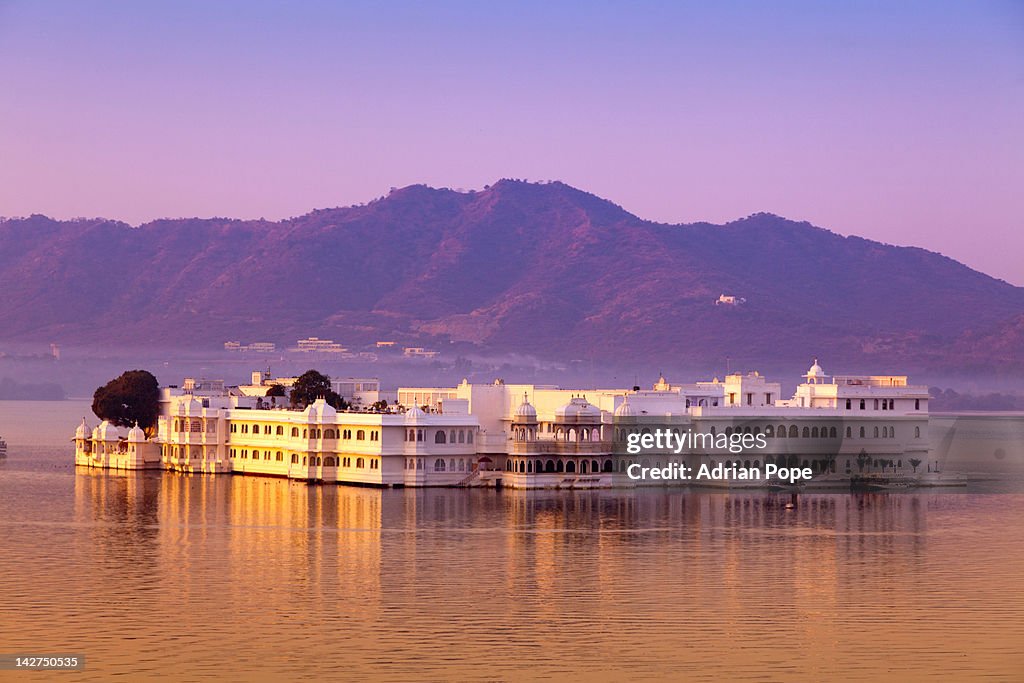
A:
<box><xmin>370</xmin><ymin>399</ymin><xmax>389</xmax><ymax>412</ymax></box>
<box><xmin>265</xmin><ymin>384</ymin><xmax>286</xmax><ymax>398</ymax></box>
<box><xmin>289</xmin><ymin>370</ymin><xmax>349</xmax><ymax>410</ymax></box>
<box><xmin>909</xmin><ymin>458</ymin><xmax>921</xmax><ymax>473</ymax></box>
<box><xmin>92</xmin><ymin>370</ymin><xmax>160</xmax><ymax>433</ymax></box>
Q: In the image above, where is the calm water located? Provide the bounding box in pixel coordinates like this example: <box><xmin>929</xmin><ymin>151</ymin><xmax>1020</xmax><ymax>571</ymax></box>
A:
<box><xmin>1</xmin><ymin>405</ymin><xmax>1023</xmax><ymax>681</ymax></box>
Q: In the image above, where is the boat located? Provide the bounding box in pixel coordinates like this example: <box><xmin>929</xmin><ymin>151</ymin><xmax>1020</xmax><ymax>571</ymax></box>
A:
<box><xmin>0</xmin><ymin>436</ymin><xmax>7</xmax><ymax>458</ymax></box>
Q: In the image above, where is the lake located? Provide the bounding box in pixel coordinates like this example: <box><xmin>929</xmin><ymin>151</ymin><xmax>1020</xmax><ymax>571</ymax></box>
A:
<box><xmin>0</xmin><ymin>403</ymin><xmax>1022</xmax><ymax>680</ymax></box>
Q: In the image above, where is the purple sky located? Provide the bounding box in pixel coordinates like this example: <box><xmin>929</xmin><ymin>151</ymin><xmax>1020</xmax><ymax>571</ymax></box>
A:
<box><xmin>1</xmin><ymin>1</ymin><xmax>1022</xmax><ymax>283</ymax></box>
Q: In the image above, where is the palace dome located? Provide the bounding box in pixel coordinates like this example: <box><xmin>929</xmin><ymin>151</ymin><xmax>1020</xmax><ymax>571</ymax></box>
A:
<box><xmin>806</xmin><ymin>358</ymin><xmax>825</xmax><ymax>378</ymax></box>
<box><xmin>75</xmin><ymin>418</ymin><xmax>91</xmax><ymax>440</ymax></box>
<box><xmin>514</xmin><ymin>394</ymin><xmax>537</xmax><ymax>421</ymax></box>
<box><xmin>556</xmin><ymin>397</ymin><xmax>601</xmax><ymax>422</ymax></box>
<box><xmin>405</xmin><ymin>405</ymin><xmax>427</xmax><ymax>420</ymax></box>
<box><xmin>305</xmin><ymin>398</ymin><xmax>337</xmax><ymax>422</ymax></box>
<box><xmin>95</xmin><ymin>420</ymin><xmax>121</xmax><ymax>441</ymax></box>
<box><xmin>128</xmin><ymin>422</ymin><xmax>146</xmax><ymax>442</ymax></box>
<box><xmin>614</xmin><ymin>396</ymin><xmax>636</xmax><ymax>418</ymax></box>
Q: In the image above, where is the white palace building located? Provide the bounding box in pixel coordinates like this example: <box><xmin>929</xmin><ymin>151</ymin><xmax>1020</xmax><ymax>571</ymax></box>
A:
<box><xmin>74</xmin><ymin>361</ymin><xmax>940</xmax><ymax>489</ymax></box>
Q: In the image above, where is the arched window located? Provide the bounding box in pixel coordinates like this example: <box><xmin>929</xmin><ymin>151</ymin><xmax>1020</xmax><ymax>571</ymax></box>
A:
<box><xmin>264</xmin><ymin>425</ymin><xmax>271</xmax><ymax>434</ymax></box>
<box><xmin>874</xmin><ymin>426</ymin><xmax>879</xmax><ymax>438</ymax></box>
<box><xmin>252</xmin><ymin>424</ymin><xmax>259</xmax><ymax>433</ymax></box>
<box><xmin>860</xmin><ymin>426</ymin><xmax>866</xmax><ymax>438</ymax></box>
<box><xmin>291</xmin><ymin>454</ymin><xmax>298</xmax><ymax>464</ymax></box>
<box><xmin>434</xmin><ymin>458</ymin><xmax>446</xmax><ymax>472</ymax></box>
<box><xmin>846</xmin><ymin>426</ymin><xmax>852</xmax><ymax>438</ymax></box>
<box><xmin>915</xmin><ymin>399</ymin><xmax>921</xmax><ymax>410</ymax></box>
<box><xmin>556</xmin><ymin>460</ymin><xmax>564</xmax><ymax>473</ymax></box>
<box><xmin>846</xmin><ymin>399</ymin><xmax>852</xmax><ymax>410</ymax></box>
<box><xmin>860</xmin><ymin>399</ymin><xmax>866</xmax><ymax>410</ymax></box>
<box><xmin>789</xmin><ymin>425</ymin><xmax>798</xmax><ymax>438</ymax></box>
<box><xmin>458</xmin><ymin>430</ymin><xmax>466</xmax><ymax>444</ymax></box>
<box><xmin>276</xmin><ymin>426</ymin><xmax>283</xmax><ymax>435</ymax></box>
<box><xmin>581</xmin><ymin>460</ymin><xmax>588</xmax><ymax>473</ymax></box>
<box><xmin>765</xmin><ymin>425</ymin><xmax>775</xmax><ymax>437</ymax></box>
<box><xmin>566</xmin><ymin>461</ymin><xmax>576</xmax><ymax>473</ymax></box>
<box><xmin>417</xmin><ymin>430</ymin><xmax>424</xmax><ymax>442</ymax></box>
<box><xmin>915</xmin><ymin>426</ymin><xmax>921</xmax><ymax>438</ymax></box>
<box><xmin>276</xmin><ymin>451</ymin><xmax>283</xmax><ymax>461</ymax></box>
<box><xmin>291</xmin><ymin>427</ymin><xmax>299</xmax><ymax>437</ymax></box>
<box><xmin>467</xmin><ymin>431</ymin><xmax>473</xmax><ymax>444</ymax></box>
<box><xmin>449</xmin><ymin>430</ymin><xmax>456</xmax><ymax>443</ymax></box>
<box><xmin>802</xmin><ymin>427</ymin><xmax>810</xmax><ymax>438</ymax></box>
<box><xmin>829</xmin><ymin>427</ymin><xmax>837</xmax><ymax>438</ymax></box>
<box><xmin>357</xmin><ymin>430</ymin><xmax>365</xmax><ymax>440</ymax></box>
<box><xmin>356</xmin><ymin>457</ymin><xmax>365</xmax><ymax>468</ymax></box>
<box><xmin>811</xmin><ymin>427</ymin><xmax>819</xmax><ymax>438</ymax></box>
<box><xmin>603</xmin><ymin>459</ymin><xmax>614</xmax><ymax>473</ymax></box>
<box><xmin>545</xmin><ymin>460</ymin><xmax>556</xmax><ymax>473</ymax></box>
<box><xmin>324</xmin><ymin>457</ymin><xmax>335</xmax><ymax>466</ymax></box>
<box><xmin>435</xmin><ymin>431</ymin><xmax>446</xmax><ymax>444</ymax></box>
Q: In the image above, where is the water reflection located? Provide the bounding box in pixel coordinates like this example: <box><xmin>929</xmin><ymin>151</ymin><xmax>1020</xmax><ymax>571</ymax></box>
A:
<box><xmin>0</xmin><ymin>470</ymin><xmax>1014</xmax><ymax>680</ymax></box>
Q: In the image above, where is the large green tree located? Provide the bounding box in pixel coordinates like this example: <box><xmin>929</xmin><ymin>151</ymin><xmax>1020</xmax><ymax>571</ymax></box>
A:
<box><xmin>289</xmin><ymin>370</ymin><xmax>349</xmax><ymax>410</ymax></box>
<box><xmin>92</xmin><ymin>370</ymin><xmax>160</xmax><ymax>432</ymax></box>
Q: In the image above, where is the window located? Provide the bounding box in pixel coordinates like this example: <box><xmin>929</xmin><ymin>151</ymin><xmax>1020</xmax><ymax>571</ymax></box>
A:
<box><xmin>242</xmin><ymin>449</ymin><xmax>248</xmax><ymax>458</ymax></box>
<box><xmin>915</xmin><ymin>399</ymin><xmax>920</xmax><ymax>410</ymax></box>
<box><xmin>356</xmin><ymin>457</ymin><xmax>365</xmax><ymax>468</ymax></box>
<box><xmin>276</xmin><ymin>451</ymin><xmax>283</xmax><ymax>461</ymax></box>
<box><xmin>357</xmin><ymin>430</ymin><xmax>365</xmax><ymax>440</ymax></box>
<box><xmin>291</xmin><ymin>427</ymin><xmax>299</xmax><ymax>437</ymax></box>
<box><xmin>859</xmin><ymin>427</ymin><xmax>865</xmax><ymax>438</ymax></box>
<box><xmin>915</xmin><ymin>426</ymin><xmax>921</xmax><ymax>438</ymax></box>
<box><xmin>264</xmin><ymin>425</ymin><xmax>271</xmax><ymax>434</ymax></box>
<box><xmin>874</xmin><ymin>426</ymin><xmax>879</xmax><ymax>438</ymax></box>
<box><xmin>276</xmin><ymin>426</ymin><xmax>283</xmax><ymax>435</ymax></box>
<box><xmin>291</xmin><ymin>454</ymin><xmax>298</xmax><ymax>464</ymax></box>
<box><xmin>242</xmin><ymin>424</ymin><xmax>248</xmax><ymax>434</ymax></box>
<box><xmin>860</xmin><ymin>400</ymin><xmax>865</xmax><ymax>410</ymax></box>
<box><xmin>802</xmin><ymin>427</ymin><xmax>809</xmax><ymax>438</ymax></box>
<box><xmin>252</xmin><ymin>424</ymin><xmax>259</xmax><ymax>433</ymax></box>
<box><xmin>467</xmin><ymin>431</ymin><xmax>473</xmax><ymax>444</ymax></box>
<box><xmin>435</xmin><ymin>431</ymin><xmax>446</xmax><ymax>444</ymax></box>
<box><xmin>230</xmin><ymin>423</ymin><xmax>237</xmax><ymax>433</ymax></box>
<box><xmin>434</xmin><ymin>458</ymin><xmax>446</xmax><ymax>472</ymax></box>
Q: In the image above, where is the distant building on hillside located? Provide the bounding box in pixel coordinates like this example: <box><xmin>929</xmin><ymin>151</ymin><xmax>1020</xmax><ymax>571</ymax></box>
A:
<box><xmin>225</xmin><ymin>341</ymin><xmax>277</xmax><ymax>352</ymax></box>
<box><xmin>716</xmin><ymin>294</ymin><xmax>746</xmax><ymax>306</ymax></box>
<box><xmin>403</xmin><ymin>347</ymin><xmax>439</xmax><ymax>359</ymax></box>
<box><xmin>291</xmin><ymin>337</ymin><xmax>347</xmax><ymax>353</ymax></box>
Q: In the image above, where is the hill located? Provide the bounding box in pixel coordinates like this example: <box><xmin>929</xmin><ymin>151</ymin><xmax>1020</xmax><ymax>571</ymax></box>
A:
<box><xmin>1</xmin><ymin>179</ymin><xmax>1021</xmax><ymax>372</ymax></box>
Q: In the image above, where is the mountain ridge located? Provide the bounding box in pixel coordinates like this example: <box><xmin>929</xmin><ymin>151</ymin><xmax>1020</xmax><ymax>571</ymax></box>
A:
<box><xmin>1</xmin><ymin>180</ymin><xmax>1021</xmax><ymax>373</ymax></box>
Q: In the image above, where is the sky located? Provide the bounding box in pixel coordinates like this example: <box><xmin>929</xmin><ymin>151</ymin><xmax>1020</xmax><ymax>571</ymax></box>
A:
<box><xmin>1</xmin><ymin>1</ymin><xmax>1022</xmax><ymax>283</ymax></box>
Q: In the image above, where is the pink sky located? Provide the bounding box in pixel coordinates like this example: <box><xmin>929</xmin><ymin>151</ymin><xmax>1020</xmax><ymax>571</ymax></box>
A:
<box><xmin>1</xmin><ymin>1</ymin><xmax>1022</xmax><ymax>283</ymax></box>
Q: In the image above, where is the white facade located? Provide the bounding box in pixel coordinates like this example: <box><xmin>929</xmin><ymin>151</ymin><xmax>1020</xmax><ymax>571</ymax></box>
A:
<box><xmin>74</xmin><ymin>360</ymin><xmax>935</xmax><ymax>489</ymax></box>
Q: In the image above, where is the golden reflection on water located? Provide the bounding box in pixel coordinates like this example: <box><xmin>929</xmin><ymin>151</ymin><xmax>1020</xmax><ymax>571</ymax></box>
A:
<box><xmin>0</xmin><ymin>464</ymin><xmax>1021</xmax><ymax>681</ymax></box>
